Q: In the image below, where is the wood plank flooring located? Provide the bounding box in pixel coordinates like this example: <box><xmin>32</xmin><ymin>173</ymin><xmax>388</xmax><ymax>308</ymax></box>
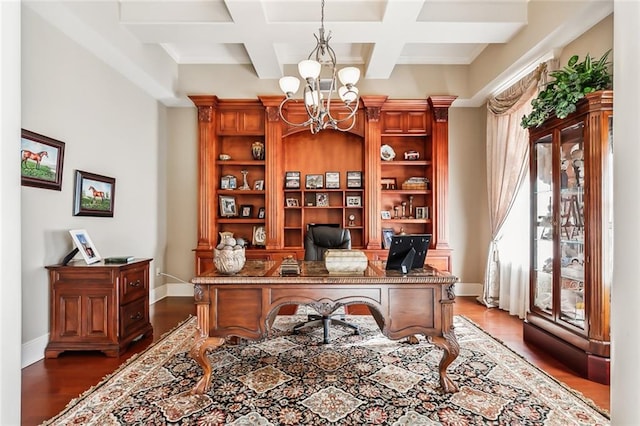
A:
<box><xmin>21</xmin><ymin>296</ymin><xmax>610</xmax><ymax>425</ymax></box>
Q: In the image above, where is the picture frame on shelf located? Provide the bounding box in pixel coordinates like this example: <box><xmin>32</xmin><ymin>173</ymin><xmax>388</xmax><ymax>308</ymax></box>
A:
<box><xmin>240</xmin><ymin>205</ymin><xmax>253</xmax><ymax>218</ymax></box>
<box><xmin>219</xmin><ymin>195</ymin><xmax>237</xmax><ymax>217</ymax></box>
<box><xmin>252</xmin><ymin>225</ymin><xmax>266</xmax><ymax>246</ymax></box>
<box><xmin>325</xmin><ymin>171</ymin><xmax>340</xmax><ymax>189</ymax></box>
<box><xmin>346</xmin><ymin>195</ymin><xmax>361</xmax><ymax>207</ymax></box>
<box><xmin>382</xmin><ymin>228</ymin><xmax>395</xmax><ymax>249</ymax></box>
<box><xmin>286</xmin><ymin>198</ymin><xmax>299</xmax><ymax>207</ymax></box>
<box><xmin>305</xmin><ymin>174</ymin><xmax>324</xmax><ymax>189</ymax></box>
<box><xmin>415</xmin><ymin>206</ymin><xmax>428</xmax><ymax>219</ymax></box>
<box><xmin>253</xmin><ymin>179</ymin><xmax>264</xmax><ymax>190</ymax></box>
<box><xmin>381</xmin><ymin>177</ymin><xmax>397</xmax><ymax>190</ymax></box>
<box><xmin>69</xmin><ymin>229</ymin><xmax>101</xmax><ymax>264</ymax></box>
<box><xmin>73</xmin><ymin>170</ymin><xmax>115</xmax><ymax>217</ymax></box>
<box><xmin>284</xmin><ymin>171</ymin><xmax>300</xmax><ymax>189</ymax></box>
<box><xmin>381</xmin><ymin>210</ymin><xmax>392</xmax><ymax>220</ymax></box>
<box><xmin>220</xmin><ymin>174</ymin><xmax>237</xmax><ymax>190</ymax></box>
<box><xmin>316</xmin><ymin>192</ymin><xmax>329</xmax><ymax>207</ymax></box>
<box><xmin>347</xmin><ymin>171</ymin><xmax>362</xmax><ymax>188</ymax></box>
<box><xmin>258</xmin><ymin>207</ymin><xmax>265</xmax><ymax>219</ymax></box>
<box><xmin>21</xmin><ymin>129</ymin><xmax>66</xmax><ymax>191</ymax></box>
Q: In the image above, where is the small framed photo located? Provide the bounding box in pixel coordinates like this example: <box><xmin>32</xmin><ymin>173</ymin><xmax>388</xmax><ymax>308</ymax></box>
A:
<box><xmin>316</xmin><ymin>192</ymin><xmax>329</xmax><ymax>207</ymax></box>
<box><xmin>346</xmin><ymin>195</ymin><xmax>361</xmax><ymax>207</ymax></box>
<box><xmin>381</xmin><ymin>177</ymin><xmax>397</xmax><ymax>190</ymax></box>
<box><xmin>220</xmin><ymin>174</ymin><xmax>237</xmax><ymax>190</ymax></box>
<box><xmin>415</xmin><ymin>206</ymin><xmax>429</xmax><ymax>219</ymax></box>
<box><xmin>21</xmin><ymin>129</ymin><xmax>66</xmax><ymax>191</ymax></box>
<box><xmin>69</xmin><ymin>229</ymin><xmax>101</xmax><ymax>264</ymax></box>
<box><xmin>74</xmin><ymin>170</ymin><xmax>116</xmax><ymax>217</ymax></box>
<box><xmin>325</xmin><ymin>171</ymin><xmax>340</xmax><ymax>189</ymax></box>
<box><xmin>240</xmin><ymin>205</ymin><xmax>253</xmax><ymax>218</ymax></box>
<box><xmin>305</xmin><ymin>174</ymin><xmax>324</xmax><ymax>189</ymax></box>
<box><xmin>382</xmin><ymin>228</ymin><xmax>395</xmax><ymax>249</ymax></box>
<box><xmin>254</xmin><ymin>179</ymin><xmax>265</xmax><ymax>190</ymax></box>
<box><xmin>285</xmin><ymin>171</ymin><xmax>301</xmax><ymax>189</ymax></box>
<box><xmin>252</xmin><ymin>225</ymin><xmax>266</xmax><ymax>246</ymax></box>
<box><xmin>381</xmin><ymin>210</ymin><xmax>392</xmax><ymax>220</ymax></box>
<box><xmin>219</xmin><ymin>195</ymin><xmax>237</xmax><ymax>217</ymax></box>
<box><xmin>347</xmin><ymin>171</ymin><xmax>362</xmax><ymax>188</ymax></box>
<box><xmin>286</xmin><ymin>198</ymin><xmax>299</xmax><ymax>207</ymax></box>
<box><xmin>258</xmin><ymin>207</ymin><xmax>266</xmax><ymax>219</ymax></box>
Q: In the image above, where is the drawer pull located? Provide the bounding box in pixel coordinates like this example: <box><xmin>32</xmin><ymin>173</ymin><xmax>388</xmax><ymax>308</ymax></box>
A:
<box><xmin>128</xmin><ymin>280</ymin><xmax>141</xmax><ymax>288</ymax></box>
<box><xmin>130</xmin><ymin>312</ymin><xmax>143</xmax><ymax>320</ymax></box>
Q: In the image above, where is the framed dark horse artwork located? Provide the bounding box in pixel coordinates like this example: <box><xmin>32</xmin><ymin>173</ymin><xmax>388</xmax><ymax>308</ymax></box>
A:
<box><xmin>20</xmin><ymin>129</ymin><xmax>66</xmax><ymax>190</ymax></box>
<box><xmin>73</xmin><ymin>170</ymin><xmax>116</xmax><ymax>217</ymax></box>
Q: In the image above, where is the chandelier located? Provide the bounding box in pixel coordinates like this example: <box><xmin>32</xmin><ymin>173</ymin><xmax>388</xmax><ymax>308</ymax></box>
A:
<box><xmin>278</xmin><ymin>0</ymin><xmax>361</xmax><ymax>134</ymax></box>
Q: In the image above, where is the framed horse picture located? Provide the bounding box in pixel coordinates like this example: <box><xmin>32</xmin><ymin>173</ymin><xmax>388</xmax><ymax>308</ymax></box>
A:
<box><xmin>21</xmin><ymin>129</ymin><xmax>66</xmax><ymax>190</ymax></box>
<box><xmin>73</xmin><ymin>170</ymin><xmax>116</xmax><ymax>217</ymax></box>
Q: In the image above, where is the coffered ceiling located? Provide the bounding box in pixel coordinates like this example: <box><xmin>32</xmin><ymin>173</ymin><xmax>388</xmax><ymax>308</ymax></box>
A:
<box><xmin>25</xmin><ymin>0</ymin><xmax>613</xmax><ymax>106</ymax></box>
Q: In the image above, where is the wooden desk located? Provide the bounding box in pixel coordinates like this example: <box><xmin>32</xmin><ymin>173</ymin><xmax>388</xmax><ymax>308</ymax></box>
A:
<box><xmin>190</xmin><ymin>260</ymin><xmax>459</xmax><ymax>395</ymax></box>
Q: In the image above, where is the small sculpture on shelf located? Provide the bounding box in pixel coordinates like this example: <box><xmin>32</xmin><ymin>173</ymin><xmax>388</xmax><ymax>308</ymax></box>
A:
<box><xmin>348</xmin><ymin>214</ymin><xmax>356</xmax><ymax>227</ymax></box>
<box><xmin>252</xmin><ymin>141</ymin><xmax>265</xmax><ymax>160</ymax></box>
<box><xmin>240</xmin><ymin>170</ymin><xmax>251</xmax><ymax>190</ymax></box>
<box><xmin>401</xmin><ymin>201</ymin><xmax>407</xmax><ymax>218</ymax></box>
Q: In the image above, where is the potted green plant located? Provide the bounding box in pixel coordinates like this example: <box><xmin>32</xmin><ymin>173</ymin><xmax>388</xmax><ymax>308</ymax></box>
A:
<box><xmin>521</xmin><ymin>50</ymin><xmax>612</xmax><ymax>128</ymax></box>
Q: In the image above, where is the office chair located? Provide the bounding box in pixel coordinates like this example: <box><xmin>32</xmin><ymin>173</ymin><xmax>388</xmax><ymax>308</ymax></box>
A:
<box><xmin>292</xmin><ymin>226</ymin><xmax>360</xmax><ymax>343</ymax></box>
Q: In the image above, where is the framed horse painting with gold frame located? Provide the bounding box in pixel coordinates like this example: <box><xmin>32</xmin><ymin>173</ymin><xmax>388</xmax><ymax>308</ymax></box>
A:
<box><xmin>21</xmin><ymin>129</ymin><xmax>66</xmax><ymax>190</ymax></box>
<box><xmin>73</xmin><ymin>170</ymin><xmax>116</xmax><ymax>217</ymax></box>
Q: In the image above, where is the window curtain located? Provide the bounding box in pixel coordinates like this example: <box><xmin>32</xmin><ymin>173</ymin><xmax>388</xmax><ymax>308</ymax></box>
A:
<box><xmin>479</xmin><ymin>62</ymin><xmax>552</xmax><ymax>317</ymax></box>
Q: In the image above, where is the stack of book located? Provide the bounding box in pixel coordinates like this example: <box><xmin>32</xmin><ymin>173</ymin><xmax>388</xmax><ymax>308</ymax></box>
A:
<box><xmin>104</xmin><ymin>256</ymin><xmax>134</xmax><ymax>264</ymax></box>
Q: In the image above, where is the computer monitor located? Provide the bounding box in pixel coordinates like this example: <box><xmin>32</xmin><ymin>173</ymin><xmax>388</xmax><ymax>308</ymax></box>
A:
<box><xmin>385</xmin><ymin>234</ymin><xmax>432</xmax><ymax>273</ymax></box>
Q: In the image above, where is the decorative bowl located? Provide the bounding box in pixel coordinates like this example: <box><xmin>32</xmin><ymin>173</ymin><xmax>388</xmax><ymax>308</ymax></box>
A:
<box><xmin>213</xmin><ymin>248</ymin><xmax>246</xmax><ymax>274</ymax></box>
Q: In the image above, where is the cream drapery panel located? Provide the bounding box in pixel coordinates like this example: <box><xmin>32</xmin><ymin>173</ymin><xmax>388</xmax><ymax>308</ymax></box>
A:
<box><xmin>480</xmin><ymin>63</ymin><xmax>550</xmax><ymax>310</ymax></box>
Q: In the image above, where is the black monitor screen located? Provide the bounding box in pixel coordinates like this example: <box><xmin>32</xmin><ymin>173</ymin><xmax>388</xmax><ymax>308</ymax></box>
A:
<box><xmin>385</xmin><ymin>234</ymin><xmax>432</xmax><ymax>273</ymax></box>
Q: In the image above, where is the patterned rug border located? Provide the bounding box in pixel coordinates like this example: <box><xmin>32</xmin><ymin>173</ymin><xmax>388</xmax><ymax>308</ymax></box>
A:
<box><xmin>41</xmin><ymin>313</ymin><xmax>610</xmax><ymax>424</ymax></box>
<box><xmin>457</xmin><ymin>315</ymin><xmax>610</xmax><ymax>419</ymax></box>
<box><xmin>39</xmin><ymin>315</ymin><xmax>197</xmax><ymax>426</ymax></box>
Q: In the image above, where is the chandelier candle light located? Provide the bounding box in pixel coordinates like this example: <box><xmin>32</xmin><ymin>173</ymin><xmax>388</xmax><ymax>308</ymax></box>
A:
<box><xmin>278</xmin><ymin>0</ymin><xmax>361</xmax><ymax>134</ymax></box>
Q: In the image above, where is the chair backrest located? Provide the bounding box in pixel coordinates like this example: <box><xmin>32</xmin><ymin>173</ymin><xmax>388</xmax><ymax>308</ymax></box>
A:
<box><xmin>304</xmin><ymin>226</ymin><xmax>352</xmax><ymax>261</ymax></box>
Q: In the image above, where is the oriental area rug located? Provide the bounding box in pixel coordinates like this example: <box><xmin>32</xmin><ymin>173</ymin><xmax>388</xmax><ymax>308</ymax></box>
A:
<box><xmin>42</xmin><ymin>315</ymin><xmax>609</xmax><ymax>425</ymax></box>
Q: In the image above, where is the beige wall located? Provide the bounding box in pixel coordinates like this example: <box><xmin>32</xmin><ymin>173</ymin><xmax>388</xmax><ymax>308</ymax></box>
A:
<box><xmin>21</xmin><ymin>8</ymin><xmax>166</xmax><ymax>355</ymax></box>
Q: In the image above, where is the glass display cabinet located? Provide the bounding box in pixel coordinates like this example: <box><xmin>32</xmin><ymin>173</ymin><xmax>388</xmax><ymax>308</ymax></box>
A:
<box><xmin>525</xmin><ymin>91</ymin><xmax>612</xmax><ymax>385</ymax></box>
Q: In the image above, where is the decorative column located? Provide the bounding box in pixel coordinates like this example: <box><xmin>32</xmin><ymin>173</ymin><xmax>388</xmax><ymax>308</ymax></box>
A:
<box><xmin>428</xmin><ymin>96</ymin><xmax>456</xmax><ymax>250</ymax></box>
<box><xmin>188</xmin><ymin>96</ymin><xmax>218</xmax><ymax>258</ymax></box>
<box><xmin>258</xmin><ymin>96</ymin><xmax>285</xmax><ymax>250</ymax></box>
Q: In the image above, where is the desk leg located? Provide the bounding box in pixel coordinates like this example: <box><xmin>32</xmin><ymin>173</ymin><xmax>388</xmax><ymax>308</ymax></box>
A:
<box><xmin>431</xmin><ymin>329</ymin><xmax>460</xmax><ymax>393</ymax></box>
<box><xmin>189</xmin><ymin>334</ymin><xmax>225</xmax><ymax>395</ymax></box>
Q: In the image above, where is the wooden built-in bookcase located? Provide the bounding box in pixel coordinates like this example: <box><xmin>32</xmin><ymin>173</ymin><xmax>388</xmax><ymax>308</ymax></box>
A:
<box><xmin>190</xmin><ymin>95</ymin><xmax>456</xmax><ymax>275</ymax></box>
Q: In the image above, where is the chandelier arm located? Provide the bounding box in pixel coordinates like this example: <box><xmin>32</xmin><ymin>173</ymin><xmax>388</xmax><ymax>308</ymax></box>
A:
<box><xmin>278</xmin><ymin>98</ymin><xmax>314</xmax><ymax>128</ymax></box>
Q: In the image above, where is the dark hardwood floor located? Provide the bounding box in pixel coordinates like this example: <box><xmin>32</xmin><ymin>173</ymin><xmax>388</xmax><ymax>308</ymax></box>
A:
<box><xmin>21</xmin><ymin>296</ymin><xmax>610</xmax><ymax>425</ymax></box>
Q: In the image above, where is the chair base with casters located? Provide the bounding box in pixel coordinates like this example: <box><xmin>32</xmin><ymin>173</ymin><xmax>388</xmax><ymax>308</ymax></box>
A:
<box><xmin>296</xmin><ymin>225</ymin><xmax>361</xmax><ymax>343</ymax></box>
<box><xmin>292</xmin><ymin>313</ymin><xmax>360</xmax><ymax>344</ymax></box>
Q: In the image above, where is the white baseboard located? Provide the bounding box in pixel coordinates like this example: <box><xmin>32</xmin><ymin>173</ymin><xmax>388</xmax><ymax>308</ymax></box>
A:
<box><xmin>454</xmin><ymin>282</ymin><xmax>483</xmax><ymax>297</ymax></box>
<box><xmin>22</xmin><ymin>281</ymin><xmax>479</xmax><ymax>368</ymax></box>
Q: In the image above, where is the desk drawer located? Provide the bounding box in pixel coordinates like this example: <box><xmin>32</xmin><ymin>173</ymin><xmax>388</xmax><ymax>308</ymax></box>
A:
<box><xmin>120</xmin><ymin>266</ymin><xmax>147</xmax><ymax>303</ymax></box>
<box><xmin>120</xmin><ymin>298</ymin><xmax>148</xmax><ymax>337</ymax></box>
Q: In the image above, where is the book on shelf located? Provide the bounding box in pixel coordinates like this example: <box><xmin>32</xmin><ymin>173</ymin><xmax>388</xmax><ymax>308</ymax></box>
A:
<box><xmin>104</xmin><ymin>256</ymin><xmax>135</xmax><ymax>264</ymax></box>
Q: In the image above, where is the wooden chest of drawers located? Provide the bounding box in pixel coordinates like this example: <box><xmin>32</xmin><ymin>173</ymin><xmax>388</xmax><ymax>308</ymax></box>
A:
<box><xmin>45</xmin><ymin>259</ymin><xmax>153</xmax><ymax>358</ymax></box>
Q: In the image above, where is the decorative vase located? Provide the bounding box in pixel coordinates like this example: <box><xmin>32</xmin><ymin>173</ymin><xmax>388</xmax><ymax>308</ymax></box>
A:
<box><xmin>213</xmin><ymin>247</ymin><xmax>246</xmax><ymax>274</ymax></box>
<box><xmin>251</xmin><ymin>141</ymin><xmax>265</xmax><ymax>160</ymax></box>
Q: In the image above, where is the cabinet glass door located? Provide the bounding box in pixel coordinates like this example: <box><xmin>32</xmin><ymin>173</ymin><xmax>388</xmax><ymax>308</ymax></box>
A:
<box><xmin>532</xmin><ymin>134</ymin><xmax>553</xmax><ymax>314</ymax></box>
<box><xmin>559</xmin><ymin>123</ymin><xmax>585</xmax><ymax>329</ymax></box>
